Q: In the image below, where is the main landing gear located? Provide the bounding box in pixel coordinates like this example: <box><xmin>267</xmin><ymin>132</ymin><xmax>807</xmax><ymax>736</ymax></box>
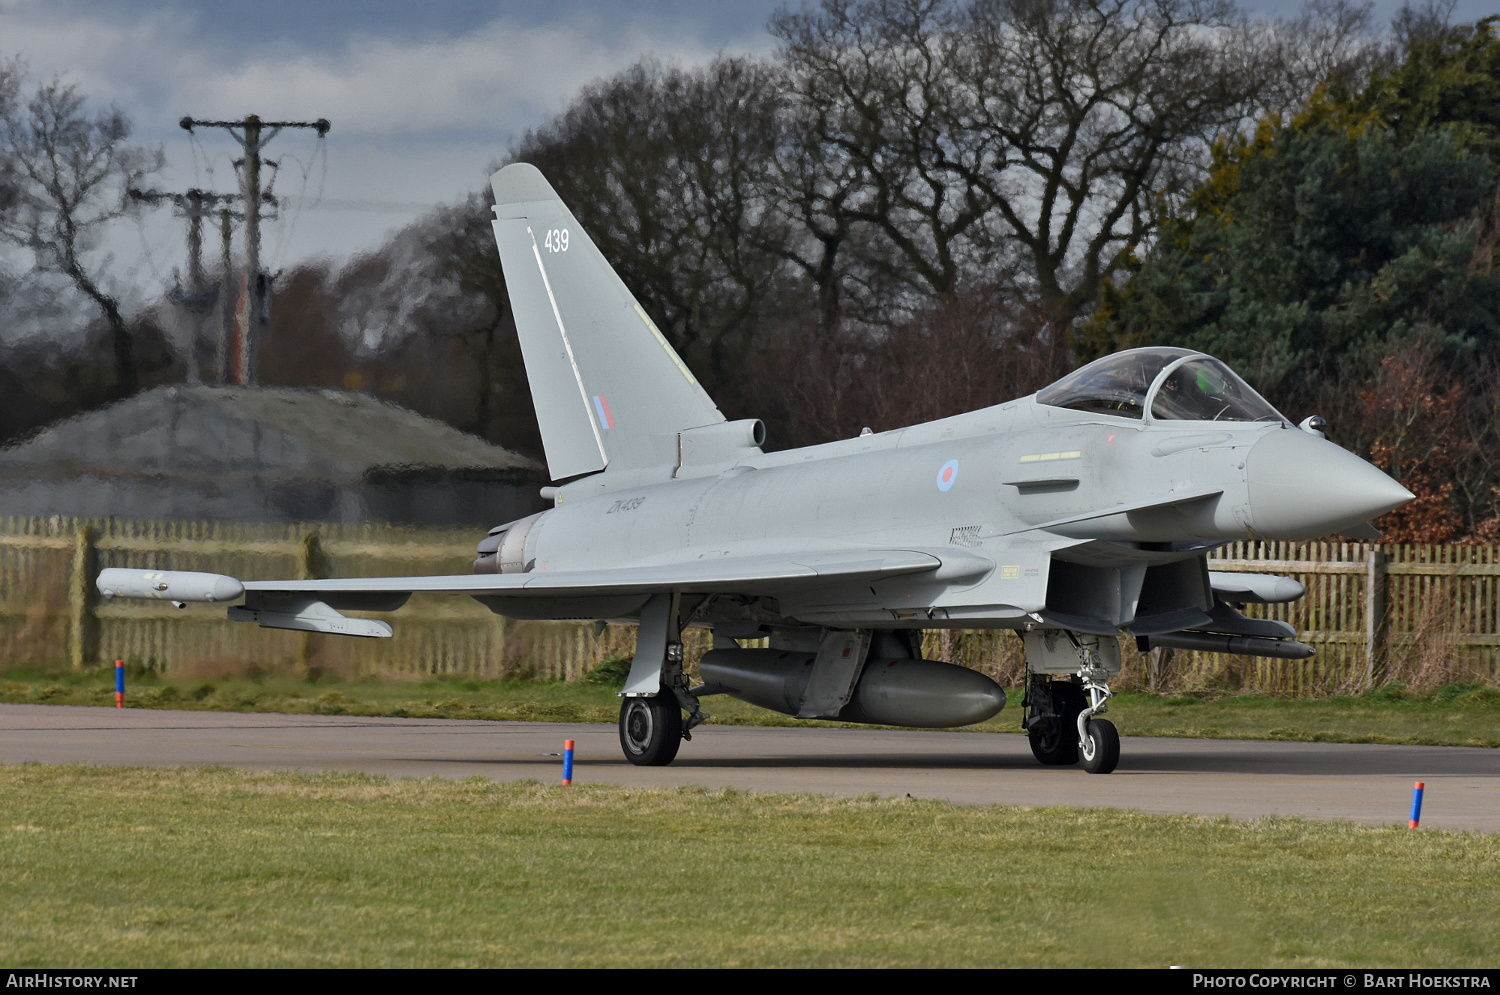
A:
<box><xmin>618</xmin><ymin>676</ymin><xmax>709</xmax><ymax>767</ymax></box>
<box><xmin>617</xmin><ymin>594</ymin><xmax>710</xmax><ymax>767</ymax></box>
<box><xmin>618</xmin><ymin>670</ymin><xmax>710</xmax><ymax>767</ymax></box>
<box><xmin>619</xmin><ymin>685</ymin><xmax>683</xmax><ymax>766</ymax></box>
<box><xmin>1021</xmin><ymin>628</ymin><xmax>1121</xmax><ymax>774</ymax></box>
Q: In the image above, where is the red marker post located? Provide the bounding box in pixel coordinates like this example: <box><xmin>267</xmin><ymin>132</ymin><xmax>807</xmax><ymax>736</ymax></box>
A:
<box><xmin>562</xmin><ymin>739</ymin><xmax>575</xmax><ymax>785</ymax></box>
<box><xmin>114</xmin><ymin>659</ymin><xmax>124</xmax><ymax>709</ymax></box>
<box><xmin>1409</xmin><ymin>781</ymin><xmax>1425</xmax><ymax>829</ymax></box>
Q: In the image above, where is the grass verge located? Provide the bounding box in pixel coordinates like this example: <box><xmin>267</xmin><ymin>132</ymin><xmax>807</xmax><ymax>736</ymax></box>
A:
<box><xmin>2</xmin><ymin>765</ymin><xmax>1495</xmax><ymax>968</ymax></box>
<box><xmin>3</xmin><ymin>666</ymin><xmax>1498</xmax><ymax>747</ymax></box>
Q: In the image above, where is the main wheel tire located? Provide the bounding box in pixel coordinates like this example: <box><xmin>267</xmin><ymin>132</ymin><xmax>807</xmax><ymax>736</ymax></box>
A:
<box><xmin>619</xmin><ymin>688</ymin><xmax>683</xmax><ymax>766</ymax></box>
<box><xmin>1079</xmin><ymin>717</ymin><xmax>1120</xmax><ymax>774</ymax></box>
<box><xmin>1027</xmin><ymin>681</ymin><xmax>1085</xmax><ymax>766</ymax></box>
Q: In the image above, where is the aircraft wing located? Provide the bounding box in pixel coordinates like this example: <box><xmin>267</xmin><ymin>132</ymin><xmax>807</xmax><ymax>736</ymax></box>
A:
<box><xmin>238</xmin><ymin>549</ymin><xmax>950</xmax><ymax>598</ymax></box>
<box><xmin>98</xmin><ymin>549</ymin><xmax>979</xmax><ymax>637</ymax></box>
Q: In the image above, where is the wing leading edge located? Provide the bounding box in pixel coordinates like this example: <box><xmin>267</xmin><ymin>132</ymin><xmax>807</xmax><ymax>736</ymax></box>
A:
<box><xmin>238</xmin><ymin>549</ymin><xmax>957</xmax><ymax>599</ymax></box>
<box><xmin>101</xmin><ymin>549</ymin><xmax>979</xmax><ymax>607</ymax></box>
<box><xmin>103</xmin><ymin>551</ymin><xmax>974</xmax><ymax>639</ymax></box>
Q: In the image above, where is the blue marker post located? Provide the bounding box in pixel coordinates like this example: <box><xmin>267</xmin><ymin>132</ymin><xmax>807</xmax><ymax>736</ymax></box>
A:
<box><xmin>1409</xmin><ymin>781</ymin><xmax>1425</xmax><ymax>829</ymax></box>
<box><xmin>563</xmin><ymin>739</ymin><xmax>575</xmax><ymax>786</ymax></box>
<box><xmin>114</xmin><ymin>658</ymin><xmax>124</xmax><ymax>709</ymax></box>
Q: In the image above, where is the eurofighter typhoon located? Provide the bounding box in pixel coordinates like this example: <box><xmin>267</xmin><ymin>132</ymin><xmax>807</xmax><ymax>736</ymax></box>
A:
<box><xmin>98</xmin><ymin>164</ymin><xmax>1414</xmax><ymax>773</ymax></box>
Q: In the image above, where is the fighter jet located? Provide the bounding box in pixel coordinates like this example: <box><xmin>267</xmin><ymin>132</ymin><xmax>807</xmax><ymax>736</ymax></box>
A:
<box><xmin>97</xmin><ymin>163</ymin><xmax>1414</xmax><ymax>774</ymax></box>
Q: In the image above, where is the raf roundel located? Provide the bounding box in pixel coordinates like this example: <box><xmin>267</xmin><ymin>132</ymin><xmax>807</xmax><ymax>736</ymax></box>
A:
<box><xmin>936</xmin><ymin>459</ymin><xmax>959</xmax><ymax>492</ymax></box>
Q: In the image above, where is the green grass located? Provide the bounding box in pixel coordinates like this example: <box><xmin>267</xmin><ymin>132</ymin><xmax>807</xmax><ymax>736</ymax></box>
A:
<box><xmin>2</xmin><ymin>667</ymin><xmax>629</xmax><ymax>723</ymax></box>
<box><xmin>6</xmin><ymin>664</ymin><xmax>1499</xmax><ymax>747</ymax></box>
<box><xmin>1109</xmin><ymin>687</ymin><xmax>1500</xmax><ymax>748</ymax></box>
<box><xmin>2</xmin><ymin>765</ymin><xmax>1495</xmax><ymax>968</ymax></box>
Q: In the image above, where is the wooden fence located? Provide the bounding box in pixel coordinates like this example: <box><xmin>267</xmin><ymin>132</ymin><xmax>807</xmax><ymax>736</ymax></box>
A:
<box><xmin>2</xmin><ymin>516</ymin><xmax>1496</xmax><ymax>692</ymax></box>
<box><xmin>0</xmin><ymin>515</ymin><xmax>624</xmax><ymax>682</ymax></box>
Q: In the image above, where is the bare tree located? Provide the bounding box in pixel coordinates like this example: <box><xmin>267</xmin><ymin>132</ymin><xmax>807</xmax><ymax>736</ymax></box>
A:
<box><xmin>1390</xmin><ymin>0</ymin><xmax>1460</xmax><ymax>55</ymax></box>
<box><xmin>959</xmin><ymin>0</ymin><xmax>1268</xmax><ymax>328</ymax></box>
<box><xmin>0</xmin><ymin>63</ymin><xmax>163</xmax><ymax>395</ymax></box>
<box><xmin>772</xmin><ymin>0</ymin><xmax>999</xmax><ymax>310</ymax></box>
<box><xmin>770</xmin><ymin>0</ymin><xmax>1271</xmax><ymax>343</ymax></box>
<box><xmin>1244</xmin><ymin>0</ymin><xmax>1389</xmax><ymax>117</ymax></box>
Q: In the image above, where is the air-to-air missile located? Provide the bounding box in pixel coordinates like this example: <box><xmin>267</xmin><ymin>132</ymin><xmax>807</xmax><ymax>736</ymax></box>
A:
<box><xmin>98</xmin><ymin>164</ymin><xmax>1413</xmax><ymax>774</ymax></box>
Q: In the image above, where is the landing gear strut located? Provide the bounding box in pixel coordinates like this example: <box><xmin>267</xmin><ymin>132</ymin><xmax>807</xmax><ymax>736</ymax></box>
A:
<box><xmin>618</xmin><ymin>595</ymin><xmax>710</xmax><ymax>766</ymax></box>
<box><xmin>1075</xmin><ymin>664</ymin><xmax>1119</xmax><ymax>774</ymax></box>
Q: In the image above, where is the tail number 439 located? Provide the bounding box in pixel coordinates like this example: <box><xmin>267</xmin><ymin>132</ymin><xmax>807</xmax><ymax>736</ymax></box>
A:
<box><xmin>543</xmin><ymin>228</ymin><xmax>570</xmax><ymax>253</ymax></box>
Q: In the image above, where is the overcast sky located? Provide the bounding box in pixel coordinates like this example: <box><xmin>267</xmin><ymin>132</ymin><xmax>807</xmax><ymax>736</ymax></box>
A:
<box><xmin>1</xmin><ymin>0</ymin><xmax>1494</xmax><ymax>303</ymax></box>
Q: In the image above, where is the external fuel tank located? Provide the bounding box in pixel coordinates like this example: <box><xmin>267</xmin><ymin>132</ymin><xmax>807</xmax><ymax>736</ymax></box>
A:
<box><xmin>698</xmin><ymin>648</ymin><xmax>1005</xmax><ymax>727</ymax></box>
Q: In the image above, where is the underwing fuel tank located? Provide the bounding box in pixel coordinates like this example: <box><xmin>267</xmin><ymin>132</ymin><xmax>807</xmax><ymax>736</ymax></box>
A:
<box><xmin>699</xmin><ymin>648</ymin><xmax>1006</xmax><ymax>728</ymax></box>
<box><xmin>96</xmin><ymin>568</ymin><xmax>244</xmax><ymax>603</ymax></box>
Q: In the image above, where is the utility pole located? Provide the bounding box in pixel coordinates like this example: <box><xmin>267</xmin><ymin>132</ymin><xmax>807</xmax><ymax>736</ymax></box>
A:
<box><xmin>128</xmin><ymin>187</ymin><xmax>246</xmax><ymax>383</ymax></box>
<box><xmin>179</xmin><ymin>114</ymin><xmax>330</xmax><ymax>384</ymax></box>
<box><xmin>220</xmin><ymin>204</ymin><xmax>235</xmax><ymax>385</ymax></box>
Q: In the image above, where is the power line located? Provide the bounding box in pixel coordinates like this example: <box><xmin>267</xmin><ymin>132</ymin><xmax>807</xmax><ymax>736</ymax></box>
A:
<box><xmin>276</xmin><ymin>196</ymin><xmax>438</xmax><ymax>213</ymax></box>
<box><xmin>127</xmin><ymin>187</ymin><xmax>251</xmax><ymax>384</ymax></box>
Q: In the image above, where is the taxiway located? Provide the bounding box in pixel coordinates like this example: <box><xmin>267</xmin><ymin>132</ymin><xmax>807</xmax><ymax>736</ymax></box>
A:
<box><xmin>2</xmin><ymin>703</ymin><xmax>1493</xmax><ymax>830</ymax></box>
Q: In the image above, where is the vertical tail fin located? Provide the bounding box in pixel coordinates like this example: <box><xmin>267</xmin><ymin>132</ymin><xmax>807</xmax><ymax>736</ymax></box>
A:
<box><xmin>490</xmin><ymin>163</ymin><xmax>725</xmax><ymax>480</ymax></box>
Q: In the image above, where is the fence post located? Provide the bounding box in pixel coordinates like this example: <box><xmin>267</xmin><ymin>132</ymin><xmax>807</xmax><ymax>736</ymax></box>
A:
<box><xmin>298</xmin><ymin>531</ymin><xmax>326</xmax><ymax>672</ymax></box>
<box><xmin>1364</xmin><ymin>547</ymin><xmax>1388</xmax><ymax>688</ymax></box>
<box><xmin>68</xmin><ymin>523</ymin><xmax>99</xmax><ymax>669</ymax></box>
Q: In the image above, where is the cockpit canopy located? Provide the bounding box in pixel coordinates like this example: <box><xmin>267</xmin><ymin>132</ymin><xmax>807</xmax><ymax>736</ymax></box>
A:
<box><xmin>1036</xmin><ymin>348</ymin><xmax>1285</xmax><ymax>423</ymax></box>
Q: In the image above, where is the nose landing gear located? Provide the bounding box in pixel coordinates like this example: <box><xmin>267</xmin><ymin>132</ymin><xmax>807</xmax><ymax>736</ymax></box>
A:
<box><xmin>1022</xmin><ymin>628</ymin><xmax>1121</xmax><ymax>774</ymax></box>
<box><xmin>1076</xmin><ymin>667</ymin><xmax>1119</xmax><ymax>774</ymax></box>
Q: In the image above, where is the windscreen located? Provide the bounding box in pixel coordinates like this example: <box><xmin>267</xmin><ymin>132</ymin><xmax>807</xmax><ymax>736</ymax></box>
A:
<box><xmin>1036</xmin><ymin>348</ymin><xmax>1195</xmax><ymax>419</ymax></box>
<box><xmin>1149</xmin><ymin>358</ymin><xmax>1285</xmax><ymax>422</ymax></box>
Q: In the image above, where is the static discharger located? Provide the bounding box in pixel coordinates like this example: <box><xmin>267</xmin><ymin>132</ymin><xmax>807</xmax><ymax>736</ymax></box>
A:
<box><xmin>1409</xmin><ymin>781</ymin><xmax>1425</xmax><ymax>829</ymax></box>
<box><xmin>563</xmin><ymin>739</ymin><xmax>575</xmax><ymax>785</ymax></box>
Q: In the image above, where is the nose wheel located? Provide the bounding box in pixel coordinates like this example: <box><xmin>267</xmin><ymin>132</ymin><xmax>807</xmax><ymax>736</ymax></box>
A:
<box><xmin>1079</xmin><ymin>717</ymin><xmax>1120</xmax><ymax>774</ymax></box>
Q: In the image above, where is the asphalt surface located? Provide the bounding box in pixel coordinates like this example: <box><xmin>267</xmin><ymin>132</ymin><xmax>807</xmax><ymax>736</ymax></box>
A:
<box><xmin>2</xmin><ymin>703</ymin><xmax>1495</xmax><ymax>830</ymax></box>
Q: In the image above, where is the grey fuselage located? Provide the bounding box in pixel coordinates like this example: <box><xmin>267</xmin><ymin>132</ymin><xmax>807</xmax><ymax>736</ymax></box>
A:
<box><xmin>493</xmin><ymin>392</ymin><xmax>1373</xmax><ymax>635</ymax></box>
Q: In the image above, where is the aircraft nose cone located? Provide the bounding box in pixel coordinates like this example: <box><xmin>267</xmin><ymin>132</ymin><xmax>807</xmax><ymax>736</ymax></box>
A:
<box><xmin>1246</xmin><ymin>428</ymin><xmax>1414</xmax><ymax>540</ymax></box>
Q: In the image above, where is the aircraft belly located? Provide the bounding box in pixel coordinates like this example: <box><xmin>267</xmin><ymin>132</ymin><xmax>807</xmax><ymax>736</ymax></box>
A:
<box><xmin>779</xmin><ymin>536</ymin><xmax>1076</xmax><ymax>627</ymax></box>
